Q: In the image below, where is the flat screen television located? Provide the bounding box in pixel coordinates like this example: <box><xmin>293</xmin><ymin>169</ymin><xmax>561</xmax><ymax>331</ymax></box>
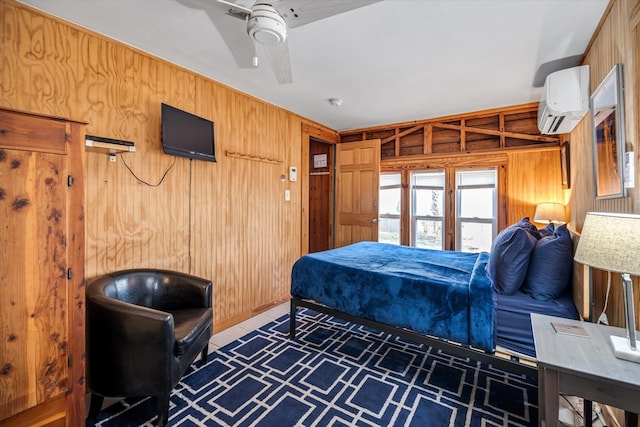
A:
<box><xmin>161</xmin><ymin>103</ymin><xmax>216</xmax><ymax>162</ymax></box>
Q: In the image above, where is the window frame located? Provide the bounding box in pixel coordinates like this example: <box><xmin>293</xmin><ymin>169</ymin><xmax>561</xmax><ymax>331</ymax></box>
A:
<box><xmin>410</xmin><ymin>170</ymin><xmax>446</xmax><ymax>249</ymax></box>
<box><xmin>455</xmin><ymin>168</ymin><xmax>498</xmax><ymax>252</ymax></box>
<box><xmin>378</xmin><ymin>172</ymin><xmax>402</xmax><ymax>245</ymax></box>
<box><xmin>380</xmin><ymin>157</ymin><xmax>506</xmax><ymax>250</ymax></box>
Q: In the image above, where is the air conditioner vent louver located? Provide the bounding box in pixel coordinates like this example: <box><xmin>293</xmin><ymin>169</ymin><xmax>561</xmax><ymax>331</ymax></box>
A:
<box><xmin>538</xmin><ymin>65</ymin><xmax>589</xmax><ymax>135</ymax></box>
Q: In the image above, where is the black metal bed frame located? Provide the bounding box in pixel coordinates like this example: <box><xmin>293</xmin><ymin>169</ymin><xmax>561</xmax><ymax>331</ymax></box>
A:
<box><xmin>289</xmin><ymin>297</ymin><xmax>538</xmax><ymax>378</ymax></box>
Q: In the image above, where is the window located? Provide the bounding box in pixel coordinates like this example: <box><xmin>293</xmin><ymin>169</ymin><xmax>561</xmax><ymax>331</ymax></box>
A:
<box><xmin>378</xmin><ymin>173</ymin><xmax>401</xmax><ymax>245</ymax></box>
<box><xmin>456</xmin><ymin>168</ymin><xmax>497</xmax><ymax>252</ymax></box>
<box><xmin>379</xmin><ymin>166</ymin><xmax>499</xmax><ymax>252</ymax></box>
<box><xmin>411</xmin><ymin>171</ymin><xmax>445</xmax><ymax>249</ymax></box>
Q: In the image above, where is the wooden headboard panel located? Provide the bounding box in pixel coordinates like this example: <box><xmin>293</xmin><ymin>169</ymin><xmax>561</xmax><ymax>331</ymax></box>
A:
<box><xmin>570</xmin><ymin>228</ymin><xmax>591</xmax><ymax>321</ymax></box>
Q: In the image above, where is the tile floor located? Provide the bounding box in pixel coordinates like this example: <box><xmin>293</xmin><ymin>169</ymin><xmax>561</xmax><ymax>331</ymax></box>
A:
<box><xmin>206</xmin><ymin>301</ymin><xmax>290</xmax><ymax>354</ymax></box>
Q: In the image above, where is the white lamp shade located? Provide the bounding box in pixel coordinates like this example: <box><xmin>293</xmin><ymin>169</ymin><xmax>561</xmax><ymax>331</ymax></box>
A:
<box><xmin>534</xmin><ymin>202</ymin><xmax>566</xmax><ymax>223</ymax></box>
<box><xmin>574</xmin><ymin>212</ymin><xmax>640</xmax><ymax>275</ymax></box>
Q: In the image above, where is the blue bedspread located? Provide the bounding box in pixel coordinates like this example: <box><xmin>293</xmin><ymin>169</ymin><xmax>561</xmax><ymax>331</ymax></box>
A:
<box><xmin>291</xmin><ymin>242</ymin><xmax>495</xmax><ymax>352</ymax></box>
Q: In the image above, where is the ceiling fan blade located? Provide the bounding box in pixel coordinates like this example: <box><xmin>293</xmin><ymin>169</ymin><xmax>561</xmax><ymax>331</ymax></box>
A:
<box><xmin>273</xmin><ymin>0</ymin><xmax>382</xmax><ymax>28</ymax></box>
<box><xmin>176</xmin><ymin>0</ymin><xmax>256</xmax><ymax>68</ymax></box>
<box><xmin>216</xmin><ymin>0</ymin><xmax>253</xmax><ymax>16</ymax></box>
<box><xmin>209</xmin><ymin>11</ymin><xmax>257</xmax><ymax>68</ymax></box>
<box><xmin>262</xmin><ymin>40</ymin><xmax>292</xmax><ymax>84</ymax></box>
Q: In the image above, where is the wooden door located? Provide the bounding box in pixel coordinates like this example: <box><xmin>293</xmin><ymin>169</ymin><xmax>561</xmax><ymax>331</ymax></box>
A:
<box><xmin>0</xmin><ymin>109</ymin><xmax>85</xmax><ymax>426</ymax></box>
<box><xmin>335</xmin><ymin>139</ymin><xmax>380</xmax><ymax>247</ymax></box>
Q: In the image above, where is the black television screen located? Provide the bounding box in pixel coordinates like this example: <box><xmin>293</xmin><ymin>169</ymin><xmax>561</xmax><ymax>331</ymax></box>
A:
<box><xmin>161</xmin><ymin>103</ymin><xmax>216</xmax><ymax>162</ymax></box>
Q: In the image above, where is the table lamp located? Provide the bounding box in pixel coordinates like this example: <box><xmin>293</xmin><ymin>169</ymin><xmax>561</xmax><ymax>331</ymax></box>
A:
<box><xmin>534</xmin><ymin>202</ymin><xmax>566</xmax><ymax>224</ymax></box>
<box><xmin>574</xmin><ymin>212</ymin><xmax>640</xmax><ymax>363</ymax></box>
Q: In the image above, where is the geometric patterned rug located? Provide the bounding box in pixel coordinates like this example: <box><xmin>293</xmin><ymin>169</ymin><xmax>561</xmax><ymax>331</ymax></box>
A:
<box><xmin>87</xmin><ymin>309</ymin><xmax>538</xmax><ymax>426</ymax></box>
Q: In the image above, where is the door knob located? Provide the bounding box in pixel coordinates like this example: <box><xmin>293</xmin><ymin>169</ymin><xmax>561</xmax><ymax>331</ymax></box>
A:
<box><xmin>372</xmin><ymin>218</ymin><xmax>378</xmax><ymax>224</ymax></box>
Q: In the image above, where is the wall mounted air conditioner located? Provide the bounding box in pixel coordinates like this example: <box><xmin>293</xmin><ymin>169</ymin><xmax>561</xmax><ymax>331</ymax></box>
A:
<box><xmin>538</xmin><ymin>65</ymin><xmax>590</xmax><ymax>134</ymax></box>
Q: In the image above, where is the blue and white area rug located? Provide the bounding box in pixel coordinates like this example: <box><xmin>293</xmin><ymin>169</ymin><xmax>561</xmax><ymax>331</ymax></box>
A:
<box><xmin>88</xmin><ymin>309</ymin><xmax>538</xmax><ymax>426</ymax></box>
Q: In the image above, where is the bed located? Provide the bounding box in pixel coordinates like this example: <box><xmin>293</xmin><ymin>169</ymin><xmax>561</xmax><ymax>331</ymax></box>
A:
<box><xmin>290</xmin><ymin>221</ymin><xmax>581</xmax><ymax>377</ymax></box>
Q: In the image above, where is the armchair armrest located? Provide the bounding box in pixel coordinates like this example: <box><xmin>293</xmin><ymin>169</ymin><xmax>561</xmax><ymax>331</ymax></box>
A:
<box><xmin>151</xmin><ymin>270</ymin><xmax>212</xmax><ymax>311</ymax></box>
<box><xmin>86</xmin><ymin>268</ymin><xmax>214</xmax><ymax>425</ymax></box>
<box><xmin>87</xmin><ymin>294</ymin><xmax>179</xmax><ymax>396</ymax></box>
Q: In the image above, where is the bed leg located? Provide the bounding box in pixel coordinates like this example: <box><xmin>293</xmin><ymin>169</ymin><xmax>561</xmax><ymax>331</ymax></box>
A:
<box><xmin>289</xmin><ymin>300</ymin><xmax>297</xmax><ymax>340</ymax></box>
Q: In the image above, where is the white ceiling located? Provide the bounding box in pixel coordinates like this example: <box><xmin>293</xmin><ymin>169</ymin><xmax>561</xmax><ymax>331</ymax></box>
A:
<box><xmin>18</xmin><ymin>0</ymin><xmax>609</xmax><ymax>131</ymax></box>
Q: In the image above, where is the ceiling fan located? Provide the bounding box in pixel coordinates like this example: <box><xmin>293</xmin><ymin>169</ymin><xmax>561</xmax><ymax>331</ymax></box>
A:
<box><xmin>179</xmin><ymin>0</ymin><xmax>380</xmax><ymax>84</ymax></box>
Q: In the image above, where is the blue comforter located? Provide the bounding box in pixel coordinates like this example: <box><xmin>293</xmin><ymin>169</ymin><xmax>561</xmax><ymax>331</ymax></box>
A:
<box><xmin>291</xmin><ymin>242</ymin><xmax>496</xmax><ymax>352</ymax></box>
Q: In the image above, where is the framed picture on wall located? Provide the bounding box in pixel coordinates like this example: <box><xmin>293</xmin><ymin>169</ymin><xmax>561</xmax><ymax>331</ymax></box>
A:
<box><xmin>560</xmin><ymin>141</ymin><xmax>570</xmax><ymax>189</ymax></box>
<box><xmin>590</xmin><ymin>63</ymin><xmax>626</xmax><ymax>199</ymax></box>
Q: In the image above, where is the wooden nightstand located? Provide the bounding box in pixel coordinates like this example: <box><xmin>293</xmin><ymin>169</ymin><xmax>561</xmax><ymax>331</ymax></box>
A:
<box><xmin>531</xmin><ymin>313</ymin><xmax>640</xmax><ymax>427</ymax></box>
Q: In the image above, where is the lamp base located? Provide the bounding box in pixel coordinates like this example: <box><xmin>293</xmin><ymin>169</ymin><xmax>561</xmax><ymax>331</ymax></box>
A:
<box><xmin>610</xmin><ymin>335</ymin><xmax>640</xmax><ymax>363</ymax></box>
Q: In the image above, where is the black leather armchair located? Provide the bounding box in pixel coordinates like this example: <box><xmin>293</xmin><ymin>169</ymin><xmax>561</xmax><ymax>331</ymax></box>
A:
<box><xmin>86</xmin><ymin>269</ymin><xmax>213</xmax><ymax>426</ymax></box>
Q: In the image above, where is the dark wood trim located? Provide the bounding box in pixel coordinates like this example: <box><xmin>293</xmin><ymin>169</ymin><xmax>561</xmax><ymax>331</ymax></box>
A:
<box><xmin>301</xmin><ymin>122</ymin><xmax>340</xmax><ymax>256</ymax></box>
<box><xmin>66</xmin><ymin>121</ymin><xmax>86</xmax><ymax>426</ymax></box>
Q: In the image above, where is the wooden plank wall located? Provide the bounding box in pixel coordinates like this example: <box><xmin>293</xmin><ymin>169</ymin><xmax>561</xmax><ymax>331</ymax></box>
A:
<box><xmin>348</xmin><ymin>103</ymin><xmax>567</xmax><ymax>236</ymax></box>
<box><xmin>569</xmin><ymin>0</ymin><xmax>640</xmax><ymax>332</ymax></box>
<box><xmin>4</xmin><ymin>0</ymin><xmax>636</xmax><ymax>337</ymax></box>
<box><xmin>0</xmin><ymin>0</ymin><xmax>328</xmax><ymax>330</ymax></box>
<box><xmin>342</xmin><ymin>104</ymin><xmax>561</xmax><ymax>159</ymax></box>
<box><xmin>506</xmin><ymin>149</ymin><xmax>565</xmax><ymax>225</ymax></box>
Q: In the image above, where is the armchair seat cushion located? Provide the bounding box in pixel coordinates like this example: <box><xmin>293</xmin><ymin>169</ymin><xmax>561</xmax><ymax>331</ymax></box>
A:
<box><xmin>171</xmin><ymin>307</ymin><xmax>213</xmax><ymax>356</ymax></box>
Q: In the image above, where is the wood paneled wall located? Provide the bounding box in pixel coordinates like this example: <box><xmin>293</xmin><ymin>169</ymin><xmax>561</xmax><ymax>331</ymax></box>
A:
<box><xmin>506</xmin><ymin>149</ymin><xmax>565</xmax><ymax>225</ymax></box>
<box><xmin>351</xmin><ymin>104</ymin><xmax>567</xmax><ymax>235</ymax></box>
<box><xmin>4</xmin><ymin>0</ymin><xmax>636</xmax><ymax>336</ymax></box>
<box><xmin>0</xmin><ymin>0</ymin><xmax>332</xmax><ymax>330</ymax></box>
<box><xmin>569</xmin><ymin>0</ymin><xmax>640</xmax><ymax>332</ymax></box>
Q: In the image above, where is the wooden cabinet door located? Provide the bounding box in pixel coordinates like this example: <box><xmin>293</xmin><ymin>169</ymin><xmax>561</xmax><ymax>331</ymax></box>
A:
<box><xmin>1</xmin><ymin>147</ymin><xmax>69</xmax><ymax>420</ymax></box>
<box><xmin>0</xmin><ymin>109</ymin><xmax>85</xmax><ymax>426</ymax></box>
<box><xmin>335</xmin><ymin>139</ymin><xmax>380</xmax><ymax>247</ymax></box>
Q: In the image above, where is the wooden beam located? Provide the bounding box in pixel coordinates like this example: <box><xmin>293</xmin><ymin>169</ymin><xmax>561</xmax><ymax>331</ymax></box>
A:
<box><xmin>424</xmin><ymin>124</ymin><xmax>432</xmax><ymax>155</ymax></box>
<box><xmin>381</xmin><ymin>152</ymin><xmax>509</xmax><ymax>171</ymax></box>
<box><xmin>432</xmin><ymin>122</ymin><xmax>559</xmax><ymax>144</ymax></box>
<box><xmin>394</xmin><ymin>128</ymin><xmax>400</xmax><ymax>157</ymax></box>
<box><xmin>381</xmin><ymin>124</ymin><xmax>424</xmax><ymax>144</ymax></box>
<box><xmin>499</xmin><ymin>113</ymin><xmax>506</xmax><ymax>148</ymax></box>
<box><xmin>343</xmin><ymin>102</ymin><xmax>539</xmax><ymax>135</ymax></box>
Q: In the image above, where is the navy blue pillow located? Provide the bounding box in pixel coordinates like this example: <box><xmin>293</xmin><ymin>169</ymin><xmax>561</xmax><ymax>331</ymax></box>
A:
<box><xmin>486</xmin><ymin>218</ymin><xmax>539</xmax><ymax>295</ymax></box>
<box><xmin>521</xmin><ymin>224</ymin><xmax>573</xmax><ymax>300</ymax></box>
<box><xmin>538</xmin><ymin>223</ymin><xmax>555</xmax><ymax>237</ymax></box>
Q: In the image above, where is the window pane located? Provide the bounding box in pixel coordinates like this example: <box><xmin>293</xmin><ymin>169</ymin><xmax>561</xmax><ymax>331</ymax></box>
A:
<box><xmin>379</xmin><ymin>172</ymin><xmax>401</xmax><ymax>215</ymax></box>
<box><xmin>380</xmin><ymin>188</ymin><xmax>400</xmax><ymax>215</ymax></box>
<box><xmin>379</xmin><ymin>218</ymin><xmax>400</xmax><ymax>245</ymax></box>
<box><xmin>458</xmin><ymin>169</ymin><xmax>495</xmax><ymax>186</ymax></box>
<box><xmin>456</xmin><ymin>168</ymin><xmax>497</xmax><ymax>252</ymax></box>
<box><xmin>413</xmin><ymin>171</ymin><xmax>444</xmax><ymax>187</ymax></box>
<box><xmin>414</xmin><ymin>189</ymin><xmax>444</xmax><ymax>217</ymax></box>
<box><xmin>411</xmin><ymin>171</ymin><xmax>445</xmax><ymax>249</ymax></box>
<box><xmin>380</xmin><ymin>173</ymin><xmax>401</xmax><ymax>187</ymax></box>
<box><xmin>415</xmin><ymin>219</ymin><xmax>443</xmax><ymax>249</ymax></box>
<box><xmin>460</xmin><ymin>221</ymin><xmax>493</xmax><ymax>253</ymax></box>
<box><xmin>412</xmin><ymin>171</ymin><xmax>445</xmax><ymax>217</ymax></box>
<box><xmin>459</xmin><ymin>188</ymin><xmax>494</xmax><ymax>218</ymax></box>
<box><xmin>379</xmin><ymin>173</ymin><xmax>401</xmax><ymax>244</ymax></box>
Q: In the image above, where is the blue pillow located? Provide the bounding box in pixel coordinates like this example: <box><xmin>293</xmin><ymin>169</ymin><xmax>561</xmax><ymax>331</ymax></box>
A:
<box><xmin>538</xmin><ymin>223</ymin><xmax>555</xmax><ymax>237</ymax></box>
<box><xmin>521</xmin><ymin>224</ymin><xmax>573</xmax><ymax>300</ymax></box>
<box><xmin>507</xmin><ymin>216</ymin><xmax>543</xmax><ymax>239</ymax></box>
<box><xmin>486</xmin><ymin>218</ymin><xmax>539</xmax><ymax>295</ymax></box>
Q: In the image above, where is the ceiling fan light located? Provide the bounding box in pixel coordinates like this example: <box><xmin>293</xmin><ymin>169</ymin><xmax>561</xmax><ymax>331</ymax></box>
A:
<box><xmin>247</xmin><ymin>4</ymin><xmax>287</xmax><ymax>46</ymax></box>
